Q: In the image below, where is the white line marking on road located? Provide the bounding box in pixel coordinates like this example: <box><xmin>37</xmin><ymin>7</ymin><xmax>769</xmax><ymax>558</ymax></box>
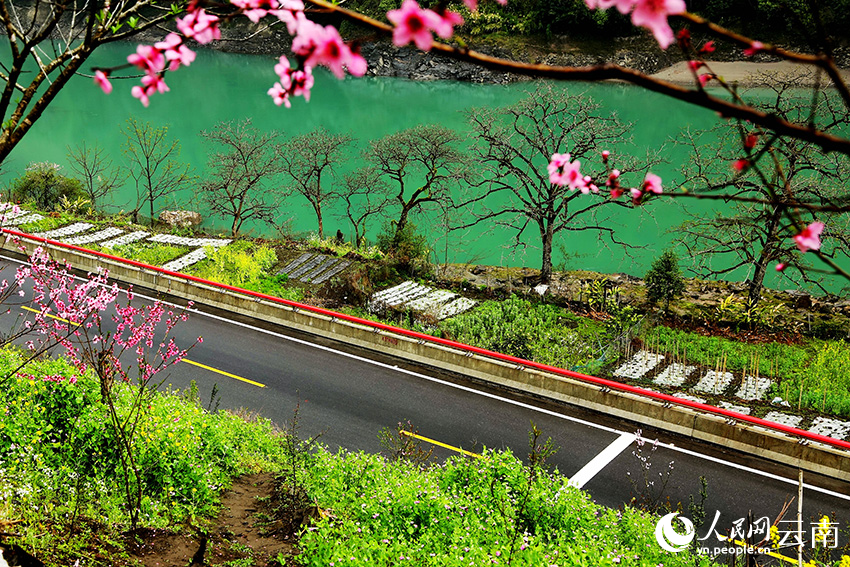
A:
<box><xmin>569</xmin><ymin>432</ymin><xmax>636</xmax><ymax>489</ymax></box>
<box><xmin>2</xmin><ymin>253</ymin><xmax>847</xmax><ymax>501</ymax></box>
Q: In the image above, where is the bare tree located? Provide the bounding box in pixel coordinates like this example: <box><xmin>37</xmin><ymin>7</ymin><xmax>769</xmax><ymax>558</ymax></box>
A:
<box><xmin>0</xmin><ymin>0</ymin><xmax>179</xmax><ymax>164</ymax></box>
<box><xmin>66</xmin><ymin>142</ymin><xmax>126</xmax><ymax>208</ymax></box>
<box><xmin>199</xmin><ymin>119</ymin><xmax>286</xmax><ymax>236</ymax></box>
<box><xmin>122</xmin><ymin>118</ymin><xmax>194</xmax><ymax>225</ymax></box>
<box><xmin>460</xmin><ymin>85</ymin><xmax>649</xmax><ymax>284</ymax></box>
<box><xmin>676</xmin><ymin>72</ymin><xmax>850</xmax><ymax>303</ymax></box>
<box><xmin>281</xmin><ymin>128</ymin><xmax>353</xmax><ymax>239</ymax></box>
<box><xmin>337</xmin><ymin>166</ymin><xmax>391</xmax><ymax>247</ymax></box>
<box><xmin>367</xmin><ymin>124</ymin><xmax>471</xmax><ymax>247</ymax></box>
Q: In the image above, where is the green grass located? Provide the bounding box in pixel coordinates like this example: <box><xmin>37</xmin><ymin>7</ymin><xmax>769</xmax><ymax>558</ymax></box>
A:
<box><xmin>17</xmin><ymin>214</ymin><xmax>74</xmax><ymax>233</ymax></box>
<box><xmin>94</xmin><ymin>241</ymin><xmax>186</xmax><ymax>266</ymax></box>
<box><xmin>641</xmin><ymin>326</ymin><xmax>811</xmax><ymax>378</ymax></box>
<box><xmin>440</xmin><ymin>295</ymin><xmax>605</xmax><ymax>369</ymax></box>
<box><xmin>0</xmin><ymin>347</ymin><xmax>288</xmax><ymax>566</ymax></box>
<box><xmin>299</xmin><ymin>446</ymin><xmax>713</xmax><ymax>567</ymax></box>
<box><xmin>776</xmin><ymin>340</ymin><xmax>850</xmax><ymax>417</ymax></box>
<box><xmin>307</xmin><ymin>234</ymin><xmax>384</xmax><ymax>260</ymax></box>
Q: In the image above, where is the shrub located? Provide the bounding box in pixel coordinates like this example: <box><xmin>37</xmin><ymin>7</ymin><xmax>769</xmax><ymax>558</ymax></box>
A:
<box><xmin>12</xmin><ymin>162</ymin><xmax>86</xmax><ymax>211</ymax></box>
<box><xmin>299</xmin><ymin>445</ymin><xmax>714</xmax><ymax>567</ymax></box>
<box><xmin>645</xmin><ymin>249</ymin><xmax>685</xmax><ymax>313</ymax></box>
<box><xmin>376</xmin><ymin>222</ymin><xmax>430</xmax><ymax>276</ymax></box>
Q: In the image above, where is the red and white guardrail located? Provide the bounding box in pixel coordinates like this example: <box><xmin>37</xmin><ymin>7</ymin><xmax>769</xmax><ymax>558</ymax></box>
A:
<box><xmin>5</xmin><ymin>226</ymin><xmax>849</xmax><ymax>453</ymax></box>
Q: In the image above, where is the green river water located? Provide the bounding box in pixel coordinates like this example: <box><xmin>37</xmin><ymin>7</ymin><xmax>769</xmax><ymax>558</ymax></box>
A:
<box><xmin>5</xmin><ymin>43</ymin><xmax>809</xmax><ymax>290</ymax></box>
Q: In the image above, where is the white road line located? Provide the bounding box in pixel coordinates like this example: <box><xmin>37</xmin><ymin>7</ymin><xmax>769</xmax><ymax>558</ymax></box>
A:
<box><xmin>569</xmin><ymin>432</ymin><xmax>636</xmax><ymax>489</ymax></box>
<box><xmin>2</xmin><ymin>253</ymin><xmax>848</xmax><ymax>502</ymax></box>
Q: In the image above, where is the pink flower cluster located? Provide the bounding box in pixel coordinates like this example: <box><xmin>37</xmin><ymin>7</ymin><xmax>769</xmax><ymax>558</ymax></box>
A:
<box><xmin>268</xmin><ymin>57</ymin><xmax>314</xmax><ymax>107</ymax></box>
<box><xmin>120</xmin><ymin>34</ymin><xmax>197</xmax><ymax>106</ymax></box>
<box><xmin>549</xmin><ymin>150</ymin><xmax>662</xmax><ymax>204</ymax></box>
<box><xmin>105</xmin><ymin>0</ymin><xmax>366</xmax><ymax>108</ymax></box>
<box><xmin>387</xmin><ymin>0</ymin><xmax>465</xmax><ymax>51</ymax></box>
<box><xmin>585</xmin><ymin>0</ymin><xmax>687</xmax><ymax>49</ymax></box>
<box><xmin>14</xmin><ymin>245</ymin><xmax>197</xmax><ymax>386</ymax></box>
<box><xmin>794</xmin><ymin>222</ymin><xmax>824</xmax><ymax>253</ymax></box>
<box><xmin>18</xmin><ymin>372</ymin><xmax>78</xmax><ymax>385</ymax></box>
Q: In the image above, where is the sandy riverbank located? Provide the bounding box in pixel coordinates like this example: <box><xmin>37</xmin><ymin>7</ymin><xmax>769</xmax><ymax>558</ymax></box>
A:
<box><xmin>650</xmin><ymin>60</ymin><xmax>850</xmax><ymax>87</ymax></box>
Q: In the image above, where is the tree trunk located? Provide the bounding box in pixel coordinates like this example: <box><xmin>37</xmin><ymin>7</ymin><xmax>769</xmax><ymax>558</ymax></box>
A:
<box><xmin>148</xmin><ymin>185</ymin><xmax>155</xmax><ymax>226</ymax></box>
<box><xmin>394</xmin><ymin>205</ymin><xmax>412</xmax><ymax>246</ymax></box>
<box><xmin>314</xmin><ymin>204</ymin><xmax>324</xmax><ymax>239</ymax></box>
<box><xmin>748</xmin><ymin>206</ymin><xmax>783</xmax><ymax>305</ymax></box>
<box><xmin>540</xmin><ymin>223</ymin><xmax>554</xmax><ymax>284</ymax></box>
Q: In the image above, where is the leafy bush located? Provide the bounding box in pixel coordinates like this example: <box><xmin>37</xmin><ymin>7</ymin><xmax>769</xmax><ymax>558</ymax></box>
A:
<box><xmin>376</xmin><ymin>222</ymin><xmax>430</xmax><ymax>276</ymax></box>
<box><xmin>250</xmin><ymin>273</ymin><xmax>306</xmax><ymax>302</ymax></box>
<box><xmin>710</xmin><ymin>294</ymin><xmax>787</xmax><ymax>330</ymax></box>
<box><xmin>12</xmin><ymin>162</ymin><xmax>87</xmax><ymax>211</ymax></box>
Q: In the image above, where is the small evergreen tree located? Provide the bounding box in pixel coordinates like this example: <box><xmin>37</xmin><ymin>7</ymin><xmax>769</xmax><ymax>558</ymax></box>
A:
<box><xmin>645</xmin><ymin>250</ymin><xmax>685</xmax><ymax>314</ymax></box>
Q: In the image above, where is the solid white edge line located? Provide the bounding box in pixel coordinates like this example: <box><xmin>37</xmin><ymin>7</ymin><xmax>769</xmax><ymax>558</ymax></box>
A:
<box><xmin>2</xmin><ymin>254</ymin><xmax>848</xmax><ymax>502</ymax></box>
<box><xmin>569</xmin><ymin>432</ymin><xmax>636</xmax><ymax>489</ymax></box>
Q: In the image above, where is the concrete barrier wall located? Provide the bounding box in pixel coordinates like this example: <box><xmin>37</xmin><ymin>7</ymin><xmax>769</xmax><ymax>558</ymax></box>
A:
<box><xmin>7</xmin><ymin>236</ymin><xmax>849</xmax><ymax>480</ymax></box>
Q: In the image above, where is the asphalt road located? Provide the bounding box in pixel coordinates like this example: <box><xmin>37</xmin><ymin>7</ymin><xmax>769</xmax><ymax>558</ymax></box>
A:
<box><xmin>2</xmin><ymin>252</ymin><xmax>848</xmax><ymax>558</ymax></box>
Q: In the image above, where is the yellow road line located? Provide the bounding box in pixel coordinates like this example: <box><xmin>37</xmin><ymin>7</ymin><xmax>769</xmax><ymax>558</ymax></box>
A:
<box><xmin>717</xmin><ymin>534</ymin><xmax>797</xmax><ymax>564</ymax></box>
<box><xmin>21</xmin><ymin>305</ymin><xmax>77</xmax><ymax>326</ymax></box>
<box><xmin>181</xmin><ymin>358</ymin><xmax>266</xmax><ymax>388</ymax></box>
<box><xmin>400</xmin><ymin>430</ymin><xmax>482</xmax><ymax>459</ymax></box>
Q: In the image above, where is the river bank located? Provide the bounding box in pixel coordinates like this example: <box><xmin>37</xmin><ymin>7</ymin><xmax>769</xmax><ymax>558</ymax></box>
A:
<box><xmin>195</xmin><ymin>17</ymin><xmax>850</xmax><ymax>85</ymax></box>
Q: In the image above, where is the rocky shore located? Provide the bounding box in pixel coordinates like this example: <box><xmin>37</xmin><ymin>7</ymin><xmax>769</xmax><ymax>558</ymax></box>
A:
<box><xmin>202</xmin><ymin>18</ymin><xmax>850</xmax><ymax>85</ymax></box>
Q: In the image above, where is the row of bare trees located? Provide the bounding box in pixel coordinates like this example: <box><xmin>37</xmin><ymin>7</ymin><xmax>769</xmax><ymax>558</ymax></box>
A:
<box><xmin>58</xmin><ymin>79</ymin><xmax>850</xmax><ymax>302</ymax></box>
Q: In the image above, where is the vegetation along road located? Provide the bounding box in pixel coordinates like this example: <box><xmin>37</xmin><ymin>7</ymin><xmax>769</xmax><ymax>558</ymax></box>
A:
<box><xmin>2</xmin><ymin>252</ymin><xmax>847</xmax><ymax>562</ymax></box>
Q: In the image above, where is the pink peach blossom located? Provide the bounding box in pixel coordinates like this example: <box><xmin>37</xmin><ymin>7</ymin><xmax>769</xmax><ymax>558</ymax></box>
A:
<box><xmin>642</xmin><ymin>172</ymin><xmax>663</xmax><ymax>194</ymax></box>
<box><xmin>630</xmin><ymin>0</ymin><xmax>686</xmax><ymax>49</ymax></box>
<box><xmin>94</xmin><ymin>70</ymin><xmax>112</xmax><ymax>94</ymax></box>
<box><xmin>387</xmin><ymin>0</ymin><xmax>445</xmax><ymax>51</ymax></box>
<box><xmin>794</xmin><ymin>222</ymin><xmax>824</xmax><ymax>252</ymax></box>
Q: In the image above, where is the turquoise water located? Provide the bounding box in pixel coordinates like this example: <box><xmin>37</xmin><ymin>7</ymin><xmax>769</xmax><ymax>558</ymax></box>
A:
<box><xmin>6</xmin><ymin>42</ymin><xmax>795</xmax><ymax>287</ymax></box>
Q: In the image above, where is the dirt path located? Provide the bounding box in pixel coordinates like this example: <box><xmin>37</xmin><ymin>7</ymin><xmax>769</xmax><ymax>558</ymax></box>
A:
<box><xmin>128</xmin><ymin>474</ymin><xmax>294</xmax><ymax>567</ymax></box>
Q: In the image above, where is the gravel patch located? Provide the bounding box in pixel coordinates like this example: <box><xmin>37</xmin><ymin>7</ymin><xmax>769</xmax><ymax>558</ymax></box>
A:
<box><xmin>4</xmin><ymin>213</ymin><xmax>44</xmax><ymax>226</ymax></box>
<box><xmin>692</xmin><ymin>370</ymin><xmax>734</xmax><ymax>395</ymax></box>
<box><xmin>162</xmin><ymin>248</ymin><xmax>208</xmax><ymax>271</ymax></box>
<box><xmin>148</xmin><ymin>234</ymin><xmax>231</xmax><ymax>247</ymax></box>
<box><xmin>100</xmin><ymin>231</ymin><xmax>149</xmax><ymax>248</ymax></box>
<box><xmin>64</xmin><ymin>227</ymin><xmax>124</xmax><ymax>245</ymax></box>
<box><xmin>734</xmin><ymin>376</ymin><xmax>772</xmax><ymax>401</ymax></box>
<box><xmin>672</xmin><ymin>392</ymin><xmax>706</xmax><ymax>404</ymax></box>
<box><xmin>718</xmin><ymin>402</ymin><xmax>752</xmax><ymax>415</ymax></box>
<box><xmin>613</xmin><ymin>351</ymin><xmax>664</xmax><ymax>380</ymax></box>
<box><xmin>763</xmin><ymin>411</ymin><xmax>804</xmax><ymax>429</ymax></box>
<box><xmin>808</xmin><ymin>417</ymin><xmax>850</xmax><ymax>440</ymax></box>
<box><xmin>33</xmin><ymin>223</ymin><xmax>93</xmax><ymax>239</ymax></box>
<box><xmin>652</xmin><ymin>363</ymin><xmax>696</xmax><ymax>387</ymax></box>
